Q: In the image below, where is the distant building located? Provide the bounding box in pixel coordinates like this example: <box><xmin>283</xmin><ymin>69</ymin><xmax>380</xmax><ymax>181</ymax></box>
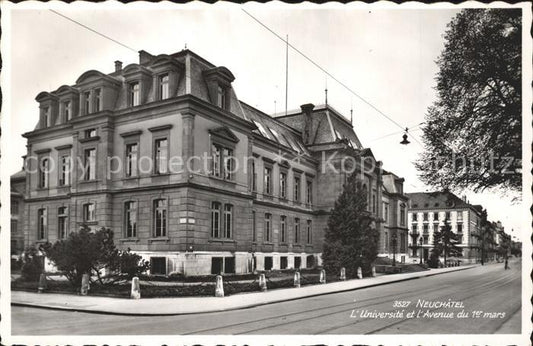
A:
<box><xmin>380</xmin><ymin>171</ymin><xmax>409</xmax><ymax>263</ymax></box>
<box><xmin>11</xmin><ymin>169</ymin><xmax>26</xmax><ymax>256</ymax></box>
<box><xmin>406</xmin><ymin>191</ymin><xmax>482</xmax><ymax>264</ymax></box>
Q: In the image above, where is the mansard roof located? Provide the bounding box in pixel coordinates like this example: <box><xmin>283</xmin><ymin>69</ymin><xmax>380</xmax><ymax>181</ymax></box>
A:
<box><xmin>406</xmin><ymin>191</ymin><xmax>481</xmax><ymax>214</ymax></box>
<box><xmin>76</xmin><ymin>69</ymin><xmax>121</xmax><ymax>85</ymax></box>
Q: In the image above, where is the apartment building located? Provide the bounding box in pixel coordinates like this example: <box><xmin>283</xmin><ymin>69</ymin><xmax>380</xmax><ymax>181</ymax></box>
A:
<box><xmin>406</xmin><ymin>191</ymin><xmax>482</xmax><ymax>263</ymax></box>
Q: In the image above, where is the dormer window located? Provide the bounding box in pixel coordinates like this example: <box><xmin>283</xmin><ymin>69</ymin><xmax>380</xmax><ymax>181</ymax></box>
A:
<box><xmin>42</xmin><ymin>107</ymin><xmax>50</xmax><ymax>128</ymax></box>
<box><xmin>159</xmin><ymin>74</ymin><xmax>169</xmax><ymax>100</ymax></box>
<box><xmin>84</xmin><ymin>91</ymin><xmax>91</xmax><ymax>115</ymax></box>
<box><xmin>203</xmin><ymin>66</ymin><xmax>235</xmax><ymax>111</ymax></box>
<box><xmin>217</xmin><ymin>85</ymin><xmax>227</xmax><ymax>109</ymax></box>
<box><xmin>129</xmin><ymin>82</ymin><xmax>140</xmax><ymax>107</ymax></box>
<box><xmin>94</xmin><ymin>88</ymin><xmax>102</xmax><ymax>111</ymax></box>
<box><xmin>63</xmin><ymin>101</ymin><xmax>71</xmax><ymax>121</ymax></box>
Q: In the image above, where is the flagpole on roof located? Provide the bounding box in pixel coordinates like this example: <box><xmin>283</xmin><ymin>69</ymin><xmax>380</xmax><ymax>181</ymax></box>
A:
<box><xmin>285</xmin><ymin>34</ymin><xmax>289</xmax><ymax>117</ymax></box>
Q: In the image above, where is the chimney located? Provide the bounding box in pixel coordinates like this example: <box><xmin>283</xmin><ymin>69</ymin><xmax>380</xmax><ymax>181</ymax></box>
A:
<box><xmin>114</xmin><ymin>60</ymin><xmax>122</xmax><ymax>72</ymax></box>
<box><xmin>138</xmin><ymin>50</ymin><xmax>154</xmax><ymax>64</ymax></box>
<box><xmin>300</xmin><ymin>103</ymin><xmax>314</xmax><ymax>145</ymax></box>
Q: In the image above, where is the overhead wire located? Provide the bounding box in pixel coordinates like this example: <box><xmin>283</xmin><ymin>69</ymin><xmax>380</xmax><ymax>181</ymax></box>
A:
<box><xmin>49</xmin><ymin>9</ymin><xmax>138</xmax><ymax>53</ymax></box>
<box><xmin>241</xmin><ymin>8</ymin><xmax>405</xmax><ymax>131</ymax></box>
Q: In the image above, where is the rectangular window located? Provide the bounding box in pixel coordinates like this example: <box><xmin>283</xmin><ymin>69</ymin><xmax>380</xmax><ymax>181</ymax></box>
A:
<box><xmin>42</xmin><ymin>107</ymin><xmax>50</xmax><ymax>127</ymax></box>
<box><xmin>223</xmin><ymin>148</ymin><xmax>234</xmax><ymax>180</ymax></box>
<box><xmin>217</xmin><ymin>85</ymin><xmax>227</xmax><ymax>109</ymax></box>
<box><xmin>159</xmin><ymin>74</ymin><xmax>169</xmax><ymax>100</ymax></box>
<box><xmin>212</xmin><ymin>144</ymin><xmax>221</xmax><ymax>177</ymax></box>
<box><xmin>264</xmin><ymin>167</ymin><xmax>272</xmax><ymax>195</ymax></box>
<box><xmin>306</xmin><ymin>220</ymin><xmax>312</xmax><ymax>244</ymax></box>
<box><xmin>11</xmin><ymin>220</ymin><xmax>18</xmax><ymax>233</ymax></box>
<box><xmin>94</xmin><ymin>88</ymin><xmax>101</xmax><ymax>112</ymax></box>
<box><xmin>400</xmin><ymin>206</ymin><xmax>406</xmax><ymax>226</ymax></box>
<box><xmin>84</xmin><ymin>91</ymin><xmax>91</xmax><ymax>114</ymax></box>
<box><xmin>423</xmin><ymin>224</ymin><xmax>429</xmax><ymax>234</ymax></box>
<box><xmin>125</xmin><ymin>143</ymin><xmax>138</xmax><ymax>177</ymax></box>
<box><xmin>457</xmin><ymin>212</ymin><xmax>463</xmax><ymax>221</ymax></box>
<box><xmin>125</xmin><ymin>201</ymin><xmax>137</xmax><ymax>238</ymax></box>
<box><xmin>251</xmin><ymin>160</ymin><xmax>257</xmax><ymax>191</ymax></box>
<box><xmin>211</xmin><ymin>202</ymin><xmax>221</xmax><ymax>238</ymax></box>
<box><xmin>433</xmin><ymin>212</ymin><xmax>439</xmax><ymax>220</ymax></box>
<box><xmin>423</xmin><ymin>212</ymin><xmax>428</xmax><ymax>221</ymax></box>
<box><xmin>223</xmin><ymin>204</ymin><xmax>233</xmax><ymax>238</ymax></box>
<box><xmin>433</xmin><ymin>223</ymin><xmax>439</xmax><ymax>231</ymax></box>
<box><xmin>294</xmin><ymin>218</ymin><xmax>300</xmax><ymax>244</ymax></box>
<box><xmin>58</xmin><ymin>207</ymin><xmax>68</xmax><ymax>239</ymax></box>
<box><xmin>153</xmin><ymin>199</ymin><xmax>167</xmax><ymax>237</ymax></box>
<box><xmin>37</xmin><ymin>208</ymin><xmax>47</xmax><ymax>240</ymax></box>
<box><xmin>423</xmin><ymin>235</ymin><xmax>429</xmax><ymax>244</ymax></box>
<box><xmin>64</xmin><ymin>101</ymin><xmax>71</xmax><ymax>121</ymax></box>
<box><xmin>279</xmin><ymin>172</ymin><xmax>287</xmax><ymax>199</ymax></box>
<box><xmin>84</xmin><ymin>148</ymin><xmax>96</xmax><ymax>180</ymax></box>
<box><xmin>39</xmin><ymin>158</ymin><xmax>49</xmax><ymax>188</ymax></box>
<box><xmin>306</xmin><ymin>180</ymin><xmax>313</xmax><ymax>204</ymax></box>
<box><xmin>280</xmin><ymin>256</ymin><xmax>288</xmax><ymax>270</ymax></box>
<box><xmin>130</xmin><ymin>82</ymin><xmax>140</xmax><ymax>107</ymax></box>
<box><xmin>383</xmin><ymin>203</ymin><xmax>389</xmax><ymax>222</ymax></box>
<box><xmin>412</xmin><ymin>213</ymin><xmax>418</xmax><ymax>221</ymax></box>
<box><xmin>445</xmin><ymin>211</ymin><xmax>451</xmax><ymax>220</ymax></box>
<box><xmin>83</xmin><ymin>203</ymin><xmax>95</xmax><ymax>222</ymax></box>
<box><xmin>265</xmin><ymin>213</ymin><xmax>272</xmax><ymax>242</ymax></box>
<box><xmin>252</xmin><ymin>210</ymin><xmax>256</xmax><ymax>242</ymax></box>
<box><xmin>59</xmin><ymin>155</ymin><xmax>71</xmax><ymax>186</ymax></box>
<box><xmin>294</xmin><ymin>176</ymin><xmax>300</xmax><ymax>202</ymax></box>
<box><xmin>280</xmin><ymin>215</ymin><xmax>286</xmax><ymax>243</ymax></box>
<box><xmin>85</xmin><ymin>128</ymin><xmax>96</xmax><ymax>138</ymax></box>
<box><xmin>372</xmin><ymin>192</ymin><xmax>377</xmax><ymax>213</ymax></box>
<box><xmin>151</xmin><ymin>257</ymin><xmax>166</xmax><ymax>275</ymax></box>
<box><xmin>154</xmin><ymin>138</ymin><xmax>168</xmax><ymax>174</ymax></box>
<box><xmin>457</xmin><ymin>223</ymin><xmax>463</xmax><ymax>233</ymax></box>
<box><xmin>11</xmin><ymin>201</ymin><xmax>19</xmax><ymax>215</ymax></box>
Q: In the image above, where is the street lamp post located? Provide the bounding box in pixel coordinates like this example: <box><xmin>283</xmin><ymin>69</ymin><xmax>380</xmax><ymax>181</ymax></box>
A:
<box><xmin>392</xmin><ymin>233</ymin><xmax>397</xmax><ymax>267</ymax></box>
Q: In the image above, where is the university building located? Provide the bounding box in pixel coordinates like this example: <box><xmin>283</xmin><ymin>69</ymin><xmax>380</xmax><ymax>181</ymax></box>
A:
<box><xmin>406</xmin><ymin>191</ymin><xmax>482</xmax><ymax>263</ymax></box>
<box><xmin>17</xmin><ymin>49</ymin><xmax>407</xmax><ymax>275</ymax></box>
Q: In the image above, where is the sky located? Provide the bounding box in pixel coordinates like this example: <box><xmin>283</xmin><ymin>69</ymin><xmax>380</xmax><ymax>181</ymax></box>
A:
<box><xmin>2</xmin><ymin>3</ymin><xmax>526</xmax><ymax>240</ymax></box>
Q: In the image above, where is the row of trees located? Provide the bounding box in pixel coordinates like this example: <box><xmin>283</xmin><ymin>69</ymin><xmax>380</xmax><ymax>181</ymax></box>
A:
<box><xmin>22</xmin><ymin>226</ymin><xmax>149</xmax><ymax>286</ymax></box>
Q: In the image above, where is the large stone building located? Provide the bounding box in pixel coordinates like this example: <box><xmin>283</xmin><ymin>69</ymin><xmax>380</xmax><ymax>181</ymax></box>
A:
<box><xmin>19</xmin><ymin>49</ymin><xmax>406</xmax><ymax>275</ymax></box>
<box><xmin>406</xmin><ymin>191</ymin><xmax>482</xmax><ymax>264</ymax></box>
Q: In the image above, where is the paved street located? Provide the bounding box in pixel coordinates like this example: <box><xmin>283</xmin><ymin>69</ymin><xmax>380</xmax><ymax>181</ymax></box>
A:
<box><xmin>12</xmin><ymin>259</ymin><xmax>521</xmax><ymax>335</ymax></box>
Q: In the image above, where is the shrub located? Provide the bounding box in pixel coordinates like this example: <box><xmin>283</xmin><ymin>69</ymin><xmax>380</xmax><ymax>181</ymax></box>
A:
<box><xmin>20</xmin><ymin>246</ymin><xmax>44</xmax><ymax>281</ymax></box>
<box><xmin>42</xmin><ymin>226</ymin><xmax>149</xmax><ymax>287</ymax></box>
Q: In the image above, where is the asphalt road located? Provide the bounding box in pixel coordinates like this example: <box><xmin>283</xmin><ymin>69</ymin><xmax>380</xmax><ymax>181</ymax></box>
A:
<box><xmin>12</xmin><ymin>259</ymin><xmax>521</xmax><ymax>335</ymax></box>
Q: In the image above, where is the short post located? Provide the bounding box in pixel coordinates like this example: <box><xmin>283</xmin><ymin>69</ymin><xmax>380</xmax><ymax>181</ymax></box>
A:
<box><xmin>259</xmin><ymin>274</ymin><xmax>267</xmax><ymax>291</ymax></box>
<box><xmin>293</xmin><ymin>271</ymin><xmax>301</xmax><ymax>288</ymax></box>
<box><xmin>215</xmin><ymin>275</ymin><xmax>224</xmax><ymax>297</ymax></box>
<box><xmin>37</xmin><ymin>273</ymin><xmax>47</xmax><ymax>293</ymax></box>
<box><xmin>80</xmin><ymin>273</ymin><xmax>90</xmax><ymax>296</ymax></box>
<box><xmin>319</xmin><ymin>269</ymin><xmax>326</xmax><ymax>284</ymax></box>
<box><xmin>130</xmin><ymin>277</ymin><xmax>141</xmax><ymax>299</ymax></box>
<box><xmin>371</xmin><ymin>265</ymin><xmax>376</xmax><ymax>277</ymax></box>
<box><xmin>357</xmin><ymin>267</ymin><xmax>363</xmax><ymax>279</ymax></box>
<box><xmin>340</xmin><ymin>267</ymin><xmax>346</xmax><ymax>281</ymax></box>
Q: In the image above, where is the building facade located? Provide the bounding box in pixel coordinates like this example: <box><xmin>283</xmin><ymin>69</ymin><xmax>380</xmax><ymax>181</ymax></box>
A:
<box><xmin>379</xmin><ymin>171</ymin><xmax>409</xmax><ymax>263</ymax></box>
<box><xmin>20</xmin><ymin>49</ymin><xmax>403</xmax><ymax>275</ymax></box>
<box><xmin>406</xmin><ymin>191</ymin><xmax>482</xmax><ymax>264</ymax></box>
<box><xmin>10</xmin><ymin>170</ymin><xmax>26</xmax><ymax>256</ymax></box>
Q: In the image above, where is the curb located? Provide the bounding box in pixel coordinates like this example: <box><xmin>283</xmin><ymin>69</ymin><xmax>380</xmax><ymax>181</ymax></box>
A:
<box><xmin>11</xmin><ymin>265</ymin><xmax>478</xmax><ymax>316</ymax></box>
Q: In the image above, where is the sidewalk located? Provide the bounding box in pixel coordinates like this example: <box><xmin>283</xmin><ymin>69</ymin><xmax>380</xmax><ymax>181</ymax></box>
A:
<box><xmin>11</xmin><ymin>265</ymin><xmax>477</xmax><ymax>316</ymax></box>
